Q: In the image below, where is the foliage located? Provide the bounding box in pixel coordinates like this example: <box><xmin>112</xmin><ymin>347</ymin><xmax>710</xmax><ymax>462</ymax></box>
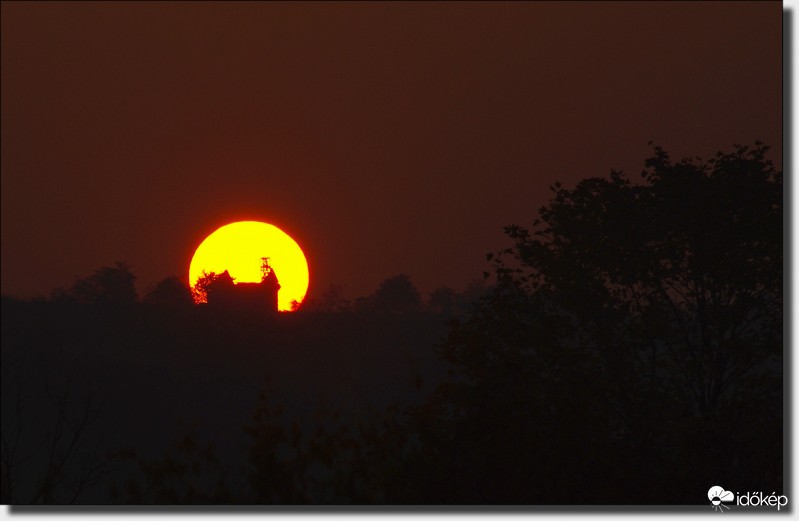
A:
<box><xmin>58</xmin><ymin>262</ymin><xmax>137</xmax><ymax>307</ymax></box>
<box><xmin>309</xmin><ymin>284</ymin><xmax>352</xmax><ymax>313</ymax></box>
<box><xmin>244</xmin><ymin>392</ymin><xmax>413</xmax><ymax>503</ymax></box>
<box><xmin>490</xmin><ymin>142</ymin><xmax>782</xmax><ymax>416</ymax></box>
<box><xmin>369</xmin><ymin>274</ymin><xmax>421</xmax><ymax>314</ymax></box>
<box><xmin>190</xmin><ymin>271</ymin><xmax>222</xmax><ymax>304</ymax></box>
<box><xmin>143</xmin><ymin>276</ymin><xmax>194</xmax><ymax>311</ymax></box>
<box><xmin>417</xmin><ymin>142</ymin><xmax>783</xmax><ymax>502</ymax></box>
<box><xmin>426</xmin><ymin>287</ymin><xmax>460</xmax><ymax>315</ymax></box>
<box><xmin>110</xmin><ymin>434</ymin><xmax>231</xmax><ymax>504</ymax></box>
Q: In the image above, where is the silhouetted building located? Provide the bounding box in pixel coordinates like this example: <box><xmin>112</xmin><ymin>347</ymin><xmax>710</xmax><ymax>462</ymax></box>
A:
<box><xmin>206</xmin><ymin>258</ymin><xmax>281</xmax><ymax>314</ymax></box>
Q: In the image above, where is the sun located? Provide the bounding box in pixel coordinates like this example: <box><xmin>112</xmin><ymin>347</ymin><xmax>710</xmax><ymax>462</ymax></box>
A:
<box><xmin>189</xmin><ymin>221</ymin><xmax>309</xmax><ymax>312</ymax></box>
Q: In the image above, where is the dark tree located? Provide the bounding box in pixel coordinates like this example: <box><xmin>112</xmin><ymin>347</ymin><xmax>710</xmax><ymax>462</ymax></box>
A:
<box><xmin>490</xmin><ymin>142</ymin><xmax>782</xmax><ymax>418</ymax></box>
<box><xmin>60</xmin><ymin>262</ymin><xmax>137</xmax><ymax>307</ymax></box>
<box><xmin>191</xmin><ymin>271</ymin><xmax>222</xmax><ymax>304</ymax></box>
<box><xmin>143</xmin><ymin>276</ymin><xmax>194</xmax><ymax>311</ymax></box>
<box><xmin>369</xmin><ymin>274</ymin><xmax>421</xmax><ymax>314</ymax></box>
<box><xmin>414</xmin><ymin>143</ymin><xmax>782</xmax><ymax>503</ymax></box>
<box><xmin>425</xmin><ymin>287</ymin><xmax>456</xmax><ymax>315</ymax></box>
<box><xmin>310</xmin><ymin>284</ymin><xmax>351</xmax><ymax>313</ymax></box>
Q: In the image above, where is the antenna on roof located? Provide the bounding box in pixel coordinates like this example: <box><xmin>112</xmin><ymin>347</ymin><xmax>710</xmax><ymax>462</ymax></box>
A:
<box><xmin>260</xmin><ymin>257</ymin><xmax>272</xmax><ymax>280</ymax></box>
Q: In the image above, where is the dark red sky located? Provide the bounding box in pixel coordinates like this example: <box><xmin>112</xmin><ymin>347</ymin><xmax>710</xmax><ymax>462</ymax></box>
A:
<box><xmin>1</xmin><ymin>2</ymin><xmax>782</xmax><ymax>301</ymax></box>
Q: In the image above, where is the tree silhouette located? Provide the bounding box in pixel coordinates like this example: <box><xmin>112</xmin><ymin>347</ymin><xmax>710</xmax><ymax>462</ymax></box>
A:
<box><xmin>491</xmin><ymin>142</ymin><xmax>782</xmax><ymax>417</ymax></box>
<box><xmin>415</xmin><ymin>142</ymin><xmax>783</xmax><ymax>503</ymax></box>
<box><xmin>143</xmin><ymin>276</ymin><xmax>194</xmax><ymax>311</ymax></box>
<box><xmin>110</xmin><ymin>433</ymin><xmax>230</xmax><ymax>504</ymax></box>
<box><xmin>426</xmin><ymin>287</ymin><xmax>459</xmax><ymax>315</ymax></box>
<box><xmin>310</xmin><ymin>284</ymin><xmax>351</xmax><ymax>313</ymax></box>
<box><xmin>190</xmin><ymin>271</ymin><xmax>222</xmax><ymax>304</ymax></box>
<box><xmin>369</xmin><ymin>274</ymin><xmax>421</xmax><ymax>314</ymax></box>
<box><xmin>60</xmin><ymin>262</ymin><xmax>137</xmax><ymax>307</ymax></box>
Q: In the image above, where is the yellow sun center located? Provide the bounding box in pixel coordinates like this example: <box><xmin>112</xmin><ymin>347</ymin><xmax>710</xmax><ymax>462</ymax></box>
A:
<box><xmin>188</xmin><ymin>221</ymin><xmax>309</xmax><ymax>312</ymax></box>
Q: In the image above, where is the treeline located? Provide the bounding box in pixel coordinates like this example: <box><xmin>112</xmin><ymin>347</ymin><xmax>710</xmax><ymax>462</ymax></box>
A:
<box><xmin>1</xmin><ymin>143</ymin><xmax>783</xmax><ymax>505</ymax></box>
<box><xmin>1</xmin><ymin>267</ymin><xmax>471</xmax><ymax>504</ymax></box>
<box><xmin>20</xmin><ymin>258</ymin><xmax>489</xmax><ymax>318</ymax></box>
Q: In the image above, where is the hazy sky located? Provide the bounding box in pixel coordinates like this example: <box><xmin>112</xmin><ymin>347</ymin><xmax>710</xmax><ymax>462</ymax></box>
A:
<box><xmin>1</xmin><ymin>2</ymin><xmax>782</xmax><ymax>301</ymax></box>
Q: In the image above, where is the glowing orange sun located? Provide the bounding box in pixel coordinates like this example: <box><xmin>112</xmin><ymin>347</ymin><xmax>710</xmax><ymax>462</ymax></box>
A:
<box><xmin>189</xmin><ymin>221</ymin><xmax>309</xmax><ymax>312</ymax></box>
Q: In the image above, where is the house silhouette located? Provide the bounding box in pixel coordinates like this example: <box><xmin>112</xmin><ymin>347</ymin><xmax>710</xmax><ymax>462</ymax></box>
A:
<box><xmin>205</xmin><ymin>257</ymin><xmax>281</xmax><ymax>313</ymax></box>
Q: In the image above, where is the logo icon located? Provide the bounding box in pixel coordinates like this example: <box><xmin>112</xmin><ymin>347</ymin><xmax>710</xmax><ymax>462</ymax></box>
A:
<box><xmin>708</xmin><ymin>486</ymin><xmax>735</xmax><ymax>512</ymax></box>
